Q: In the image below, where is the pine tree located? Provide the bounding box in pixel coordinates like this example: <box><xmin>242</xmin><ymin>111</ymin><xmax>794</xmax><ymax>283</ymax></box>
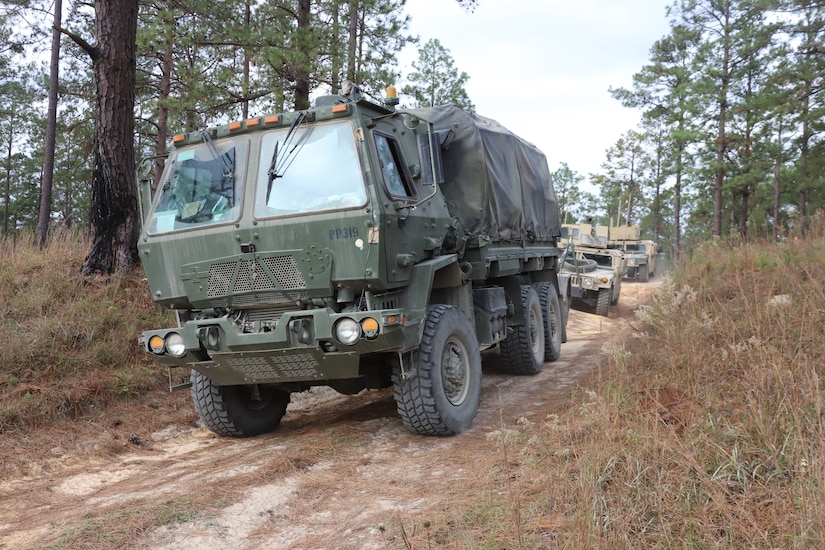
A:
<box><xmin>402</xmin><ymin>38</ymin><xmax>473</xmax><ymax>110</ymax></box>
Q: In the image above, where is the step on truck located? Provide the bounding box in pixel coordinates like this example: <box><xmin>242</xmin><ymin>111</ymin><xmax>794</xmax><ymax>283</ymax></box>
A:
<box><xmin>138</xmin><ymin>85</ymin><xmax>569</xmax><ymax>437</ymax></box>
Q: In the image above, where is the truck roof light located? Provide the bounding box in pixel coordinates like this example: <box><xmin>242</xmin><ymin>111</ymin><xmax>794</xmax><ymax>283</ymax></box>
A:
<box><xmin>228</xmin><ymin>121</ymin><xmax>242</xmax><ymax>131</ymax></box>
<box><xmin>264</xmin><ymin>115</ymin><xmax>280</xmax><ymax>125</ymax></box>
<box><xmin>172</xmin><ymin>134</ymin><xmax>185</xmax><ymax>144</ymax></box>
<box><xmin>246</xmin><ymin>118</ymin><xmax>260</xmax><ymax>127</ymax></box>
<box><xmin>331</xmin><ymin>104</ymin><xmax>348</xmax><ymax>114</ymax></box>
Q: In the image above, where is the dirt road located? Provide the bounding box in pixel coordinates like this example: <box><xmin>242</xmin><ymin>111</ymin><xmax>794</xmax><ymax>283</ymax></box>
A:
<box><xmin>0</xmin><ymin>280</ymin><xmax>659</xmax><ymax>549</ymax></box>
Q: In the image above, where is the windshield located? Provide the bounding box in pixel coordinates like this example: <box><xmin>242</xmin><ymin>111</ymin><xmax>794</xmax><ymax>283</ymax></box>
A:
<box><xmin>255</xmin><ymin>121</ymin><xmax>366</xmax><ymax>218</ymax></box>
<box><xmin>147</xmin><ymin>136</ymin><xmax>248</xmax><ymax>234</ymax></box>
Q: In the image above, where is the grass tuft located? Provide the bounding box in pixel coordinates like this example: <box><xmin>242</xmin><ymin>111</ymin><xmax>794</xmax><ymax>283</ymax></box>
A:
<box><xmin>0</xmin><ymin>231</ymin><xmax>174</xmax><ymax>433</ymax></box>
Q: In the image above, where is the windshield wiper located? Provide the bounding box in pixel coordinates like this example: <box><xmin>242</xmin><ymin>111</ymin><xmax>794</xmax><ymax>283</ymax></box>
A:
<box><xmin>201</xmin><ymin>130</ymin><xmax>235</xmax><ymax>202</ymax></box>
<box><xmin>266</xmin><ymin>111</ymin><xmax>307</xmax><ymax>203</ymax></box>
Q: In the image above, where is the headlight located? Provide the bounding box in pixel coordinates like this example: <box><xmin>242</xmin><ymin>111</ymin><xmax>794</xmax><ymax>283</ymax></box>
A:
<box><xmin>334</xmin><ymin>318</ymin><xmax>361</xmax><ymax>345</ymax></box>
<box><xmin>582</xmin><ymin>277</ymin><xmax>594</xmax><ymax>288</ymax></box>
<box><xmin>165</xmin><ymin>332</ymin><xmax>186</xmax><ymax>357</ymax></box>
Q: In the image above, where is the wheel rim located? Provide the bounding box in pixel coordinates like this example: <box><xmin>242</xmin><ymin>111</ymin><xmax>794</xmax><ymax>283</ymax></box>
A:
<box><xmin>548</xmin><ymin>298</ymin><xmax>559</xmax><ymax>341</ymax></box>
<box><xmin>442</xmin><ymin>336</ymin><xmax>470</xmax><ymax>406</ymax></box>
<box><xmin>529</xmin><ymin>301</ymin><xmax>542</xmax><ymax>356</ymax></box>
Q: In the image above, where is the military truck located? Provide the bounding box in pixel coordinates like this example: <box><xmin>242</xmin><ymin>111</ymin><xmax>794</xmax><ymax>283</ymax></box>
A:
<box><xmin>564</xmin><ymin>223</ymin><xmax>658</xmax><ymax>282</ymax></box>
<box><xmin>605</xmin><ymin>225</ymin><xmax>658</xmax><ymax>282</ymax></box>
<box><xmin>138</xmin><ymin>86</ymin><xmax>569</xmax><ymax>438</ymax></box>
<box><xmin>559</xmin><ymin>243</ymin><xmax>623</xmax><ymax>317</ymax></box>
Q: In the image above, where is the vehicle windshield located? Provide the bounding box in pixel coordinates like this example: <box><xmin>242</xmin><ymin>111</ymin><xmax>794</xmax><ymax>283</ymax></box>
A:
<box><xmin>147</xmin><ymin>136</ymin><xmax>248</xmax><ymax>234</ymax></box>
<box><xmin>255</xmin><ymin>121</ymin><xmax>367</xmax><ymax>218</ymax></box>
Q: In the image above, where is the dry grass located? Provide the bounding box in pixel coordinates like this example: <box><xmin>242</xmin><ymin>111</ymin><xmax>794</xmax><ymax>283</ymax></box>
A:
<box><xmin>0</xmin><ymin>231</ymin><xmax>174</xmax><ymax>434</ymax></box>
<box><xmin>4</xmin><ymin>223</ymin><xmax>825</xmax><ymax>547</ymax></box>
<box><xmin>384</xmin><ymin>222</ymin><xmax>825</xmax><ymax>548</ymax></box>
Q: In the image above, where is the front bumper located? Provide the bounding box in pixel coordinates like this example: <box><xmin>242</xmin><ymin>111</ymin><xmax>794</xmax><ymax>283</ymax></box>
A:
<box><xmin>140</xmin><ymin>307</ymin><xmax>423</xmax><ymax>385</ymax></box>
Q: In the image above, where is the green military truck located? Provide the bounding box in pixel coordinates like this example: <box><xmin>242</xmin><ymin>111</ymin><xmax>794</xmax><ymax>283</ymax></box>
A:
<box><xmin>138</xmin><ymin>86</ymin><xmax>569</xmax><ymax>437</ymax></box>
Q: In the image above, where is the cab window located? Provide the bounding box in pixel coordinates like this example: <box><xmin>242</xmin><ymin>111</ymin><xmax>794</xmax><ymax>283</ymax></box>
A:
<box><xmin>374</xmin><ymin>133</ymin><xmax>414</xmax><ymax>198</ymax></box>
<box><xmin>147</xmin><ymin>137</ymin><xmax>247</xmax><ymax>234</ymax></box>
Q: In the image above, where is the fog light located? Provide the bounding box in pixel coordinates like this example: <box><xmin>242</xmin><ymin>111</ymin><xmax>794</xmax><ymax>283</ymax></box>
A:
<box><xmin>165</xmin><ymin>332</ymin><xmax>186</xmax><ymax>357</ymax></box>
<box><xmin>206</xmin><ymin>326</ymin><xmax>220</xmax><ymax>349</ymax></box>
<box><xmin>148</xmin><ymin>335</ymin><xmax>165</xmax><ymax>354</ymax></box>
<box><xmin>334</xmin><ymin>318</ymin><xmax>360</xmax><ymax>345</ymax></box>
<box><xmin>361</xmin><ymin>317</ymin><xmax>379</xmax><ymax>339</ymax></box>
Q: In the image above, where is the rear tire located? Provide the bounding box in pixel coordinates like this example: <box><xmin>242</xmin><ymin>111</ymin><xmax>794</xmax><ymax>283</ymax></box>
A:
<box><xmin>532</xmin><ymin>282</ymin><xmax>562</xmax><ymax>362</ymax></box>
<box><xmin>393</xmin><ymin>305</ymin><xmax>481</xmax><ymax>436</ymax></box>
<box><xmin>500</xmin><ymin>285</ymin><xmax>545</xmax><ymax>374</ymax></box>
<box><xmin>596</xmin><ymin>287</ymin><xmax>611</xmax><ymax>317</ymax></box>
<box><xmin>191</xmin><ymin>370</ymin><xmax>290</xmax><ymax>437</ymax></box>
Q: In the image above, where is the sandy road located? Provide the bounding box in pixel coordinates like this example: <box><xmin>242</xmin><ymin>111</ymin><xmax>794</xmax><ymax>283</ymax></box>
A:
<box><xmin>0</xmin><ymin>279</ymin><xmax>659</xmax><ymax>549</ymax></box>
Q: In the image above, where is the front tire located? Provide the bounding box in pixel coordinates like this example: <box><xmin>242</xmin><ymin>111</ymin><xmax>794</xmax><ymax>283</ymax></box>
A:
<box><xmin>611</xmin><ymin>277</ymin><xmax>622</xmax><ymax>305</ymax></box>
<box><xmin>639</xmin><ymin>264</ymin><xmax>649</xmax><ymax>282</ymax></box>
<box><xmin>596</xmin><ymin>287</ymin><xmax>611</xmax><ymax>317</ymax></box>
<box><xmin>393</xmin><ymin>305</ymin><xmax>481</xmax><ymax>436</ymax></box>
<box><xmin>191</xmin><ymin>370</ymin><xmax>290</xmax><ymax>437</ymax></box>
<box><xmin>500</xmin><ymin>285</ymin><xmax>545</xmax><ymax>374</ymax></box>
<box><xmin>532</xmin><ymin>282</ymin><xmax>562</xmax><ymax>362</ymax></box>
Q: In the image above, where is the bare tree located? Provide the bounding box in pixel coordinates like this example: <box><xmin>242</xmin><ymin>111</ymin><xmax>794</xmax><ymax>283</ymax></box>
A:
<box><xmin>36</xmin><ymin>0</ymin><xmax>62</xmax><ymax>247</ymax></box>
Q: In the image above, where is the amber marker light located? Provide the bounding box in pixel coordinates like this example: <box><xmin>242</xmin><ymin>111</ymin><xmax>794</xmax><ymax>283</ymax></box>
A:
<box><xmin>148</xmin><ymin>335</ymin><xmax>165</xmax><ymax>354</ymax></box>
<box><xmin>172</xmin><ymin>134</ymin><xmax>185</xmax><ymax>144</ymax></box>
<box><xmin>264</xmin><ymin>115</ymin><xmax>280</xmax><ymax>124</ymax></box>
<box><xmin>361</xmin><ymin>317</ymin><xmax>379</xmax><ymax>339</ymax></box>
<box><xmin>331</xmin><ymin>104</ymin><xmax>348</xmax><ymax>113</ymax></box>
<box><xmin>228</xmin><ymin>121</ymin><xmax>242</xmax><ymax>131</ymax></box>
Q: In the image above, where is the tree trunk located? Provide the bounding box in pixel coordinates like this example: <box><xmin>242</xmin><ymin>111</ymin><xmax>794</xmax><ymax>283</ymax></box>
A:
<box><xmin>37</xmin><ymin>0</ymin><xmax>62</xmax><ymax>247</ymax></box>
<box><xmin>293</xmin><ymin>0</ymin><xmax>312</xmax><ymax>110</ymax></box>
<box><xmin>774</xmin><ymin>126</ymin><xmax>782</xmax><ymax>243</ymax></box>
<box><xmin>81</xmin><ymin>0</ymin><xmax>140</xmax><ymax>276</ymax></box>
<box><xmin>154</xmin><ymin>14</ymin><xmax>174</xmax><ymax>188</ymax></box>
<box><xmin>713</xmin><ymin>5</ymin><xmax>731</xmax><ymax>239</ymax></box>
<box><xmin>347</xmin><ymin>0</ymin><xmax>358</xmax><ymax>82</ymax></box>
<box><xmin>3</xmin><ymin>130</ymin><xmax>11</xmax><ymax>235</ymax></box>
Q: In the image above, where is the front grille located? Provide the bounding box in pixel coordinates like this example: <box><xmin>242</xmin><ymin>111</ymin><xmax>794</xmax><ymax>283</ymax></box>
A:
<box><xmin>205</xmin><ymin>255</ymin><xmax>308</xmax><ymax>306</ymax></box>
<box><xmin>223</xmin><ymin>353</ymin><xmax>319</xmax><ymax>380</ymax></box>
<box><xmin>208</xmin><ymin>262</ymin><xmax>235</xmax><ymax>296</ymax></box>
<box><xmin>263</xmin><ymin>256</ymin><xmax>306</xmax><ymax>288</ymax></box>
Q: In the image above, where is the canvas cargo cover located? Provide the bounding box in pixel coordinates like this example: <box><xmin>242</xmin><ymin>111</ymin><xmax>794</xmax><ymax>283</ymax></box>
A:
<box><xmin>408</xmin><ymin>105</ymin><xmax>560</xmax><ymax>246</ymax></box>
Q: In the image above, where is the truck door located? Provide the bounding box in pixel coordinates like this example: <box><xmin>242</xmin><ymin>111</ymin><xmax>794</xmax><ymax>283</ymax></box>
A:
<box><xmin>371</xmin><ymin>127</ymin><xmax>435</xmax><ymax>283</ymax></box>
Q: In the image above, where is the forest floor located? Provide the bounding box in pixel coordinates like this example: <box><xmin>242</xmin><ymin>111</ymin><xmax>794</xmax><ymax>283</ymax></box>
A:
<box><xmin>0</xmin><ymin>279</ymin><xmax>660</xmax><ymax>549</ymax></box>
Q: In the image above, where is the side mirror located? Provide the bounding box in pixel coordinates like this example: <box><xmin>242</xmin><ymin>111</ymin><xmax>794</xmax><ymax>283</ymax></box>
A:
<box><xmin>137</xmin><ymin>158</ymin><xmax>155</xmax><ymax>226</ymax></box>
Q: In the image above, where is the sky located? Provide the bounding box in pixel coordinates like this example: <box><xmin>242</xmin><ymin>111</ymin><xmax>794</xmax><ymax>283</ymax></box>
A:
<box><xmin>398</xmin><ymin>0</ymin><xmax>674</xmax><ymax>187</ymax></box>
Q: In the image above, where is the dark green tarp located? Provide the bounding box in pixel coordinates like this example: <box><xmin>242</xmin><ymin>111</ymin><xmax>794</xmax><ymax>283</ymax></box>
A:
<box><xmin>408</xmin><ymin>105</ymin><xmax>561</xmax><ymax>247</ymax></box>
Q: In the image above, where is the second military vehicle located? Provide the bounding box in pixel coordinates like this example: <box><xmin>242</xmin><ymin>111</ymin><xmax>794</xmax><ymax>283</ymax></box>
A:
<box><xmin>138</xmin><ymin>85</ymin><xmax>569</xmax><ymax>438</ymax></box>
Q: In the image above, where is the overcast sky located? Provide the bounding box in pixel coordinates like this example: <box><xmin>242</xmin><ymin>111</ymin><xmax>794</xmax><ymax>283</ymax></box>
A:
<box><xmin>398</xmin><ymin>0</ymin><xmax>674</xmax><ymax>187</ymax></box>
